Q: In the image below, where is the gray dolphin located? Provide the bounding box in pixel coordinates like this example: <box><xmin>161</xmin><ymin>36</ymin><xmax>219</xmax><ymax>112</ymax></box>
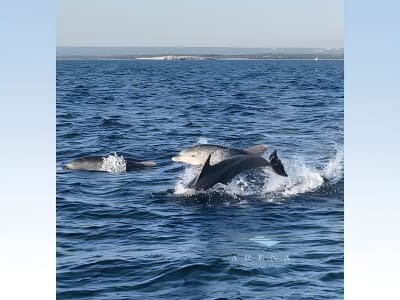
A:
<box><xmin>63</xmin><ymin>155</ymin><xmax>156</xmax><ymax>172</ymax></box>
<box><xmin>172</xmin><ymin>144</ymin><xmax>268</xmax><ymax>166</ymax></box>
<box><xmin>189</xmin><ymin>150</ymin><xmax>288</xmax><ymax>190</ymax></box>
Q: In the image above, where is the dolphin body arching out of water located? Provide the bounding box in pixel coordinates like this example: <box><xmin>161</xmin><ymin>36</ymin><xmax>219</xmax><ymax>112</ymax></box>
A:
<box><xmin>63</xmin><ymin>155</ymin><xmax>156</xmax><ymax>172</ymax></box>
<box><xmin>172</xmin><ymin>144</ymin><xmax>268</xmax><ymax>166</ymax></box>
<box><xmin>189</xmin><ymin>150</ymin><xmax>288</xmax><ymax>190</ymax></box>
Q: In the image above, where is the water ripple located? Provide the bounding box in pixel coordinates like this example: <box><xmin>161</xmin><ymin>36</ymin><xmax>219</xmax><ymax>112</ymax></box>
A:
<box><xmin>57</xmin><ymin>60</ymin><xmax>343</xmax><ymax>299</ymax></box>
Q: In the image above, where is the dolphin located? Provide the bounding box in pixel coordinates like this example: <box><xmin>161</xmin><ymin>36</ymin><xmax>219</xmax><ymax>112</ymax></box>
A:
<box><xmin>189</xmin><ymin>150</ymin><xmax>288</xmax><ymax>190</ymax></box>
<box><xmin>172</xmin><ymin>144</ymin><xmax>268</xmax><ymax>166</ymax></box>
<box><xmin>63</xmin><ymin>155</ymin><xmax>156</xmax><ymax>172</ymax></box>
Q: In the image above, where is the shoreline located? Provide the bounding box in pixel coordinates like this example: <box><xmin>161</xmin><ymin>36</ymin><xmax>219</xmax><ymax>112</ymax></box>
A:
<box><xmin>56</xmin><ymin>57</ymin><xmax>344</xmax><ymax>61</ymax></box>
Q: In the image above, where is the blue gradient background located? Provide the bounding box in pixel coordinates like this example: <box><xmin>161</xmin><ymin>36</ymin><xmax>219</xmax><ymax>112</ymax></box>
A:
<box><xmin>345</xmin><ymin>1</ymin><xmax>400</xmax><ymax>298</ymax></box>
<box><xmin>0</xmin><ymin>1</ymin><xmax>55</xmax><ymax>299</ymax></box>
<box><xmin>0</xmin><ymin>0</ymin><xmax>399</xmax><ymax>299</ymax></box>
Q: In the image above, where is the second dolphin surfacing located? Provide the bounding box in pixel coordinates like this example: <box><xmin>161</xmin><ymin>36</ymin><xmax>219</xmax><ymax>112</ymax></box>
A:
<box><xmin>172</xmin><ymin>144</ymin><xmax>268</xmax><ymax>166</ymax></box>
<box><xmin>63</xmin><ymin>155</ymin><xmax>156</xmax><ymax>172</ymax></box>
<box><xmin>189</xmin><ymin>150</ymin><xmax>288</xmax><ymax>190</ymax></box>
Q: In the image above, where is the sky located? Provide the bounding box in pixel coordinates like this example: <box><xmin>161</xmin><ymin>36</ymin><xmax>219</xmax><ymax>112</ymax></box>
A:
<box><xmin>57</xmin><ymin>0</ymin><xmax>343</xmax><ymax>48</ymax></box>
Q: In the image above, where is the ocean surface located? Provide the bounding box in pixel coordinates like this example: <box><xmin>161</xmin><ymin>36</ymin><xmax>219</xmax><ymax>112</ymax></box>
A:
<box><xmin>57</xmin><ymin>60</ymin><xmax>343</xmax><ymax>299</ymax></box>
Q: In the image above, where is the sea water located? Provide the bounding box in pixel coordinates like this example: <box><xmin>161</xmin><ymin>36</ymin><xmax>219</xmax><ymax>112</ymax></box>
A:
<box><xmin>57</xmin><ymin>60</ymin><xmax>343</xmax><ymax>299</ymax></box>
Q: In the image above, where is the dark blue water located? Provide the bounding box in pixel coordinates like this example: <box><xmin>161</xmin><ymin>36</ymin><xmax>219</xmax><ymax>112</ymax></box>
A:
<box><xmin>57</xmin><ymin>60</ymin><xmax>343</xmax><ymax>299</ymax></box>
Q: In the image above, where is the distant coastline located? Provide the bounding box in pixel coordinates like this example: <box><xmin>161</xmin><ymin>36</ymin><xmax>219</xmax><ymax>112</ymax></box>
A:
<box><xmin>56</xmin><ymin>47</ymin><xmax>344</xmax><ymax>61</ymax></box>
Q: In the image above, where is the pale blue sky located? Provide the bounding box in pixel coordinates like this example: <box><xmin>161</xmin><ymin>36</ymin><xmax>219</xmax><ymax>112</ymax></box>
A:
<box><xmin>57</xmin><ymin>0</ymin><xmax>343</xmax><ymax>48</ymax></box>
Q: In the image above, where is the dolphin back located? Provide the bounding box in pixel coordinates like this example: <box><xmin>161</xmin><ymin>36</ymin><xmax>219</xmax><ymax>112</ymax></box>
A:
<box><xmin>126</xmin><ymin>160</ymin><xmax>157</xmax><ymax>170</ymax></box>
<box><xmin>64</xmin><ymin>156</ymin><xmax>157</xmax><ymax>172</ymax></box>
<box><xmin>190</xmin><ymin>154</ymin><xmax>270</xmax><ymax>190</ymax></box>
<box><xmin>63</xmin><ymin>156</ymin><xmax>104</xmax><ymax>171</ymax></box>
<box><xmin>244</xmin><ymin>144</ymin><xmax>268</xmax><ymax>155</ymax></box>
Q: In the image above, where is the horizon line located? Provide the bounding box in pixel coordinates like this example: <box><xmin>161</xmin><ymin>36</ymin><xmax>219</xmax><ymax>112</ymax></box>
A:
<box><xmin>57</xmin><ymin>46</ymin><xmax>344</xmax><ymax>49</ymax></box>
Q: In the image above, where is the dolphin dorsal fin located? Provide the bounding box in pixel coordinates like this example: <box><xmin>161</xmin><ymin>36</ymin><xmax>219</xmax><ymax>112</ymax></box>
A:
<box><xmin>191</xmin><ymin>154</ymin><xmax>213</xmax><ymax>186</ymax></box>
<box><xmin>199</xmin><ymin>154</ymin><xmax>212</xmax><ymax>175</ymax></box>
<box><xmin>244</xmin><ymin>144</ymin><xmax>268</xmax><ymax>155</ymax></box>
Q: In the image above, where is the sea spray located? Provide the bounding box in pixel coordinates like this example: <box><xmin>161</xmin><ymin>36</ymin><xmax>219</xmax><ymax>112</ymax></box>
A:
<box><xmin>173</xmin><ymin>165</ymin><xmax>198</xmax><ymax>195</ymax></box>
<box><xmin>101</xmin><ymin>152</ymin><xmax>127</xmax><ymax>173</ymax></box>
<box><xmin>261</xmin><ymin>147</ymin><xmax>344</xmax><ymax>197</ymax></box>
<box><xmin>321</xmin><ymin>147</ymin><xmax>344</xmax><ymax>184</ymax></box>
<box><xmin>173</xmin><ymin>146</ymin><xmax>344</xmax><ymax>199</ymax></box>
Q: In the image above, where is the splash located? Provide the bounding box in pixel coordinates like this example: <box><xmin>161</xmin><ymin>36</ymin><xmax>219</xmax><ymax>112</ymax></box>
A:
<box><xmin>173</xmin><ymin>168</ymin><xmax>261</xmax><ymax>198</ymax></box>
<box><xmin>321</xmin><ymin>147</ymin><xmax>343</xmax><ymax>184</ymax></box>
<box><xmin>173</xmin><ymin>147</ymin><xmax>344</xmax><ymax>199</ymax></box>
<box><xmin>173</xmin><ymin>137</ymin><xmax>209</xmax><ymax>195</ymax></box>
<box><xmin>262</xmin><ymin>160</ymin><xmax>325</xmax><ymax>197</ymax></box>
<box><xmin>173</xmin><ymin>164</ymin><xmax>199</xmax><ymax>196</ymax></box>
<box><xmin>262</xmin><ymin>147</ymin><xmax>343</xmax><ymax>197</ymax></box>
<box><xmin>101</xmin><ymin>152</ymin><xmax>127</xmax><ymax>173</ymax></box>
<box><xmin>197</xmin><ymin>137</ymin><xmax>209</xmax><ymax>144</ymax></box>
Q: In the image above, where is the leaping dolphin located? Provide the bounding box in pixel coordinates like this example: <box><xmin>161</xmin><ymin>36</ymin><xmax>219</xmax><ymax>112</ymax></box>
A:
<box><xmin>63</xmin><ymin>155</ymin><xmax>156</xmax><ymax>172</ymax></box>
<box><xmin>189</xmin><ymin>150</ymin><xmax>288</xmax><ymax>190</ymax></box>
<box><xmin>172</xmin><ymin>144</ymin><xmax>268</xmax><ymax>166</ymax></box>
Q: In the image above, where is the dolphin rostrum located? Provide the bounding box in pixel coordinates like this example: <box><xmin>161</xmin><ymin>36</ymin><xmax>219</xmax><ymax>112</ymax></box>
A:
<box><xmin>189</xmin><ymin>150</ymin><xmax>288</xmax><ymax>190</ymax></box>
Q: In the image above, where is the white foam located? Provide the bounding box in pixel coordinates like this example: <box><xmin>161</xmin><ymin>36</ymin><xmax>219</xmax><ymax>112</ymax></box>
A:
<box><xmin>262</xmin><ymin>161</ymin><xmax>324</xmax><ymax>197</ymax></box>
<box><xmin>321</xmin><ymin>146</ymin><xmax>344</xmax><ymax>184</ymax></box>
<box><xmin>197</xmin><ymin>137</ymin><xmax>209</xmax><ymax>144</ymax></box>
<box><xmin>172</xmin><ymin>146</ymin><xmax>344</xmax><ymax>200</ymax></box>
<box><xmin>173</xmin><ymin>137</ymin><xmax>209</xmax><ymax>195</ymax></box>
<box><xmin>262</xmin><ymin>147</ymin><xmax>343</xmax><ymax>197</ymax></box>
<box><xmin>101</xmin><ymin>152</ymin><xmax>127</xmax><ymax>173</ymax></box>
<box><xmin>173</xmin><ymin>166</ymin><xmax>198</xmax><ymax>196</ymax></box>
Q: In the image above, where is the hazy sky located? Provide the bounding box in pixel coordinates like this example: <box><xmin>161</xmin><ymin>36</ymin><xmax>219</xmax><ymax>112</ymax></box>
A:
<box><xmin>57</xmin><ymin>0</ymin><xmax>343</xmax><ymax>48</ymax></box>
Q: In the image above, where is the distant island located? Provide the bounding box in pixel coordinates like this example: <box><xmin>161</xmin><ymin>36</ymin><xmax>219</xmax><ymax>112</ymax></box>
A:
<box><xmin>136</xmin><ymin>55</ymin><xmax>207</xmax><ymax>61</ymax></box>
<box><xmin>56</xmin><ymin>47</ymin><xmax>344</xmax><ymax>60</ymax></box>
